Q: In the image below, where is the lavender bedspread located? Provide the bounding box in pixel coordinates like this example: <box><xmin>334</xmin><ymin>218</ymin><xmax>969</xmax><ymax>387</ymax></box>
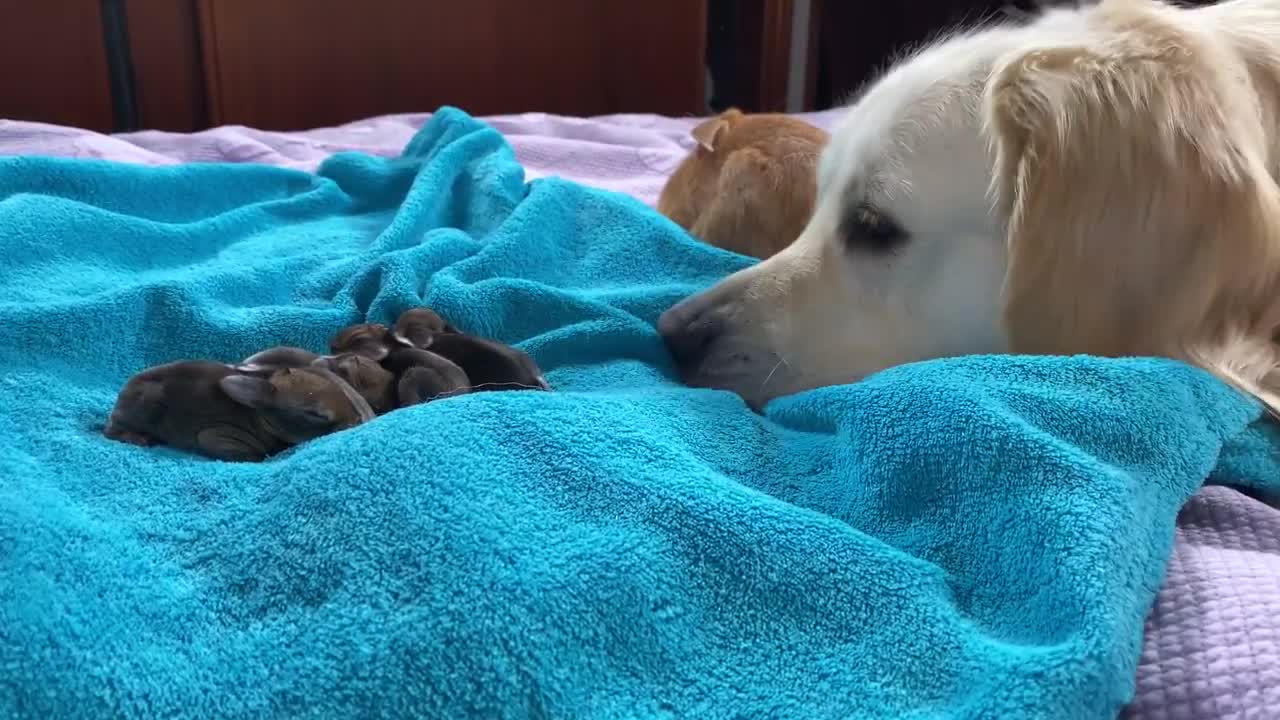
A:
<box><xmin>3</xmin><ymin>110</ymin><xmax>1277</xmax><ymax>719</ymax></box>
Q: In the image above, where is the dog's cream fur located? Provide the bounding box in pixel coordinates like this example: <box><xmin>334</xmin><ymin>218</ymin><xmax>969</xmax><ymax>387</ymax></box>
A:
<box><xmin>660</xmin><ymin>0</ymin><xmax>1280</xmax><ymax>414</ymax></box>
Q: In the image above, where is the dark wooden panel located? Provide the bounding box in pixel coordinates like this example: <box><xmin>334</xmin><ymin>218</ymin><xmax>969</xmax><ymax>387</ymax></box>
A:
<box><xmin>817</xmin><ymin>2</ymin><xmax>997</xmax><ymax>108</ymax></box>
<box><xmin>0</xmin><ymin>0</ymin><xmax>114</xmax><ymax>131</ymax></box>
<box><xmin>708</xmin><ymin>0</ymin><xmax>779</xmax><ymax>112</ymax></box>
<box><xmin>197</xmin><ymin>0</ymin><xmax>707</xmax><ymax>130</ymax></box>
<box><xmin>754</xmin><ymin>0</ymin><xmax>795</xmax><ymax>113</ymax></box>
<box><xmin>127</xmin><ymin>0</ymin><xmax>207</xmax><ymax>131</ymax></box>
<box><xmin>802</xmin><ymin>0</ymin><xmax>823</xmax><ymax>111</ymax></box>
<box><xmin>707</xmin><ymin>0</ymin><xmax>816</xmax><ymax>113</ymax></box>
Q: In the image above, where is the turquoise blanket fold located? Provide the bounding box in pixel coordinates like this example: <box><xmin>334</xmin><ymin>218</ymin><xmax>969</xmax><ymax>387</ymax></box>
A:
<box><xmin>2</xmin><ymin>107</ymin><xmax>1278</xmax><ymax>720</ymax></box>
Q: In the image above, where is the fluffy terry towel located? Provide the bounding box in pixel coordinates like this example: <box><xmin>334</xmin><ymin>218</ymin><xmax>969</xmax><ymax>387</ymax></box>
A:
<box><xmin>1</xmin><ymin>107</ymin><xmax>1277</xmax><ymax>720</ymax></box>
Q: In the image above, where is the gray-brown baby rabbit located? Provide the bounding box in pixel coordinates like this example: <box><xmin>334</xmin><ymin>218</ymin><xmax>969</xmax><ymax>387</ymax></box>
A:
<box><xmin>391</xmin><ymin>307</ymin><xmax>456</xmax><ymax>347</ymax></box>
<box><xmin>330</xmin><ymin>307</ymin><xmax>550</xmax><ymax>394</ymax></box>
<box><xmin>329</xmin><ymin>308</ymin><xmax>456</xmax><ymax>360</ymax></box>
<box><xmin>236</xmin><ymin>346</ymin><xmax>320</xmax><ymax>373</ymax></box>
<box><xmin>329</xmin><ymin>323</ymin><xmax>394</xmax><ymax>360</ymax></box>
<box><xmin>311</xmin><ymin>353</ymin><xmax>399</xmax><ymax>414</ymax></box>
<box><xmin>426</xmin><ymin>333</ymin><xmax>550</xmax><ymax>392</ymax></box>
<box><xmin>318</xmin><ymin>349</ymin><xmax>471</xmax><ymax>410</ymax></box>
<box><xmin>104</xmin><ymin>361</ymin><xmax>375</xmax><ymax>462</ymax></box>
<box><xmin>381</xmin><ymin>347</ymin><xmax>472</xmax><ymax>405</ymax></box>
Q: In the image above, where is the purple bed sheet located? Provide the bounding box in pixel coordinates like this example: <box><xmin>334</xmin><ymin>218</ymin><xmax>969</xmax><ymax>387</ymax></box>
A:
<box><xmin>2</xmin><ymin>110</ymin><xmax>1278</xmax><ymax>719</ymax></box>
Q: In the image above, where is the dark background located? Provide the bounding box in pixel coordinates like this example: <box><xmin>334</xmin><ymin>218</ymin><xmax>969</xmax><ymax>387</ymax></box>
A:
<box><xmin>706</xmin><ymin>0</ymin><xmax>1046</xmax><ymax>113</ymax></box>
<box><xmin>0</xmin><ymin>0</ymin><xmax>1219</xmax><ymax>133</ymax></box>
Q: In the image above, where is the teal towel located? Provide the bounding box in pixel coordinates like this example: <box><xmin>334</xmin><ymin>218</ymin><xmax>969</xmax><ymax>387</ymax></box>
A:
<box><xmin>1</xmin><ymin>107</ymin><xmax>1277</xmax><ymax>720</ymax></box>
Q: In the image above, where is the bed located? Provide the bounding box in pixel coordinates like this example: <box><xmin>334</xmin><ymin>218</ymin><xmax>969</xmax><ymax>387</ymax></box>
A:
<box><xmin>1</xmin><ymin>110</ymin><xmax>1277</xmax><ymax>719</ymax></box>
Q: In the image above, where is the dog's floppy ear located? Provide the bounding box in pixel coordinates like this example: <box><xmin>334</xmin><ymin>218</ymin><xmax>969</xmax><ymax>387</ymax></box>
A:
<box><xmin>982</xmin><ymin>11</ymin><xmax>1280</xmax><ymax>416</ymax></box>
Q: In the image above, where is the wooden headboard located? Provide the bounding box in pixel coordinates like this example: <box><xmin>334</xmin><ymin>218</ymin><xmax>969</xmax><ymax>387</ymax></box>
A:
<box><xmin>1</xmin><ymin>0</ymin><xmax>709</xmax><ymax>132</ymax></box>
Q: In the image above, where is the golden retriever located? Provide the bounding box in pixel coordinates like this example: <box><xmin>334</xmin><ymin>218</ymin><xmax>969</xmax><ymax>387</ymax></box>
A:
<box><xmin>658</xmin><ymin>0</ymin><xmax>1280</xmax><ymax>414</ymax></box>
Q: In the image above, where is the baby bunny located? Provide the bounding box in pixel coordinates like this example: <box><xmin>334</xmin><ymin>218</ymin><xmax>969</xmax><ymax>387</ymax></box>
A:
<box><xmin>329</xmin><ymin>323</ymin><xmax>394</xmax><ymax>361</ymax></box>
<box><xmin>104</xmin><ymin>361</ymin><xmax>375</xmax><ymax>462</ymax></box>
<box><xmin>235</xmin><ymin>346</ymin><xmax>320</xmax><ymax>373</ymax></box>
<box><xmin>330</xmin><ymin>306</ymin><xmax>551</xmax><ymax>394</ymax></box>
<box><xmin>426</xmin><ymin>333</ymin><xmax>550</xmax><ymax>392</ymax></box>
<box><xmin>381</xmin><ymin>347</ymin><xmax>472</xmax><ymax>406</ymax></box>
<box><xmin>311</xmin><ymin>353</ymin><xmax>398</xmax><ymax>415</ymax></box>
<box><xmin>391</xmin><ymin>307</ymin><xmax>456</xmax><ymax>347</ymax></box>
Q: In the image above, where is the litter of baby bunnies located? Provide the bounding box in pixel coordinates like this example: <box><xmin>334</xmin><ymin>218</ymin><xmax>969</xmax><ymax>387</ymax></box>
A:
<box><xmin>101</xmin><ymin>307</ymin><xmax>550</xmax><ymax>461</ymax></box>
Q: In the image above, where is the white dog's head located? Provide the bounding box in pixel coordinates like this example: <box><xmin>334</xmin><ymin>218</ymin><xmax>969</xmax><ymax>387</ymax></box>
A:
<box><xmin>659</xmin><ymin>0</ymin><xmax>1280</xmax><ymax>414</ymax></box>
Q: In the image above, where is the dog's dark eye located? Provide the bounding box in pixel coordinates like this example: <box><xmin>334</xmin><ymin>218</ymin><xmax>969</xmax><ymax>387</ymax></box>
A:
<box><xmin>843</xmin><ymin>205</ymin><xmax>907</xmax><ymax>252</ymax></box>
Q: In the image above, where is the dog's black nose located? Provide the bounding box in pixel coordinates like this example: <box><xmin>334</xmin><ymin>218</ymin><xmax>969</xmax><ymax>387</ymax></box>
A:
<box><xmin>657</xmin><ymin>303</ymin><xmax>724</xmax><ymax>372</ymax></box>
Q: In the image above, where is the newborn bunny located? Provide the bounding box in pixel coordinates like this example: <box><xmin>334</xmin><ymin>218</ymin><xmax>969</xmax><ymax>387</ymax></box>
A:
<box><xmin>427</xmin><ymin>333</ymin><xmax>550</xmax><ymax>392</ymax></box>
<box><xmin>312</xmin><ymin>353</ymin><xmax>398</xmax><ymax>414</ymax></box>
<box><xmin>318</xmin><ymin>348</ymin><xmax>469</xmax><ymax>410</ymax></box>
<box><xmin>331</xmin><ymin>306</ymin><xmax>550</xmax><ymax>394</ymax></box>
<box><xmin>388</xmin><ymin>307</ymin><xmax>549</xmax><ymax>392</ymax></box>
<box><xmin>382</xmin><ymin>347</ymin><xmax>471</xmax><ymax>405</ymax></box>
<box><xmin>236</xmin><ymin>346</ymin><xmax>320</xmax><ymax>373</ymax></box>
<box><xmin>330</xmin><ymin>308</ymin><xmax>455</xmax><ymax>360</ymax></box>
<box><xmin>330</xmin><ymin>322</ymin><xmax>394</xmax><ymax>360</ymax></box>
<box><xmin>104</xmin><ymin>361</ymin><xmax>375</xmax><ymax>462</ymax></box>
<box><xmin>657</xmin><ymin>108</ymin><xmax>828</xmax><ymax>259</ymax></box>
<box><xmin>391</xmin><ymin>307</ymin><xmax>456</xmax><ymax>347</ymax></box>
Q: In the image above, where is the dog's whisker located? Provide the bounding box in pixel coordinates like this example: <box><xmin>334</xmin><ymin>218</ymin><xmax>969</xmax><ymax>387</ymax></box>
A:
<box><xmin>760</xmin><ymin>360</ymin><xmax>783</xmax><ymax>391</ymax></box>
<box><xmin>760</xmin><ymin>352</ymin><xmax>792</xmax><ymax>392</ymax></box>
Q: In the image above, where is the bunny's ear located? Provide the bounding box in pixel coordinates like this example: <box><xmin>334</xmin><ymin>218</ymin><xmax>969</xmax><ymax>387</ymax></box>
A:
<box><xmin>691</xmin><ymin>108</ymin><xmax>742</xmax><ymax>152</ymax></box>
<box><xmin>342</xmin><ymin>333</ymin><xmax>390</xmax><ymax>360</ymax></box>
<box><xmin>330</xmin><ymin>324</ymin><xmax>392</xmax><ymax>360</ymax></box>
<box><xmin>219</xmin><ymin>375</ymin><xmax>276</xmax><ymax>409</ymax></box>
<box><xmin>358</xmin><ymin>341</ymin><xmax>390</xmax><ymax>361</ymax></box>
